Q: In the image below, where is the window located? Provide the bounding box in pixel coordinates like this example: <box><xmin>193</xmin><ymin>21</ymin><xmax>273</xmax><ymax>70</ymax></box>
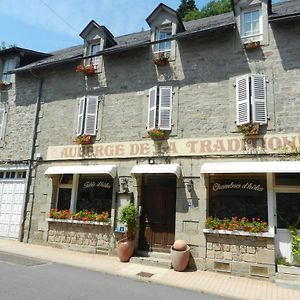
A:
<box><xmin>154</xmin><ymin>24</ymin><xmax>172</xmax><ymax>56</ymax></box>
<box><xmin>0</xmin><ymin>107</ymin><xmax>5</xmax><ymax>139</ymax></box>
<box><xmin>1</xmin><ymin>58</ymin><xmax>16</xmax><ymax>84</ymax></box>
<box><xmin>147</xmin><ymin>86</ymin><xmax>172</xmax><ymax>130</ymax></box>
<box><xmin>89</xmin><ymin>42</ymin><xmax>101</xmax><ymax>66</ymax></box>
<box><xmin>236</xmin><ymin>74</ymin><xmax>267</xmax><ymax>126</ymax></box>
<box><xmin>275</xmin><ymin>173</ymin><xmax>300</xmax><ymax>186</ymax></box>
<box><xmin>76</xmin><ymin>96</ymin><xmax>99</xmax><ymax>136</ymax></box>
<box><xmin>77</xmin><ymin>175</ymin><xmax>113</xmax><ymax>214</ymax></box>
<box><xmin>241</xmin><ymin>8</ymin><xmax>262</xmax><ymax>40</ymax></box>
<box><xmin>55</xmin><ymin>174</ymin><xmax>113</xmax><ymax>216</ymax></box>
<box><xmin>57</xmin><ymin>174</ymin><xmax>73</xmax><ymax>210</ymax></box>
<box><xmin>209</xmin><ymin>174</ymin><xmax>268</xmax><ymax>221</ymax></box>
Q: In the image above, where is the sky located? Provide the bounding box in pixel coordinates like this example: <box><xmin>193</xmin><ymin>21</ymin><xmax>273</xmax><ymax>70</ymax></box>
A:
<box><xmin>0</xmin><ymin>0</ymin><xmax>283</xmax><ymax>53</ymax></box>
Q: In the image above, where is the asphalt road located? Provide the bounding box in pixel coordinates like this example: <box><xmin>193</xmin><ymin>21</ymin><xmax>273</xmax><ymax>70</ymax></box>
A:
<box><xmin>0</xmin><ymin>251</ymin><xmax>229</xmax><ymax>300</ymax></box>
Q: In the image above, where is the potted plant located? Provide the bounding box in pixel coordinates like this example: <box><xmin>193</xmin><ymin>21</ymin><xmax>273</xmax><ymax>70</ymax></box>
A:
<box><xmin>75</xmin><ymin>64</ymin><xmax>96</xmax><ymax>75</ymax></box>
<box><xmin>170</xmin><ymin>240</ymin><xmax>190</xmax><ymax>271</ymax></box>
<box><xmin>73</xmin><ymin>134</ymin><xmax>92</xmax><ymax>145</ymax></box>
<box><xmin>244</xmin><ymin>41</ymin><xmax>260</xmax><ymax>50</ymax></box>
<box><xmin>154</xmin><ymin>52</ymin><xmax>169</xmax><ymax>66</ymax></box>
<box><xmin>145</xmin><ymin>128</ymin><xmax>165</xmax><ymax>140</ymax></box>
<box><xmin>117</xmin><ymin>203</ymin><xmax>137</xmax><ymax>262</ymax></box>
<box><xmin>237</xmin><ymin>123</ymin><xmax>260</xmax><ymax>136</ymax></box>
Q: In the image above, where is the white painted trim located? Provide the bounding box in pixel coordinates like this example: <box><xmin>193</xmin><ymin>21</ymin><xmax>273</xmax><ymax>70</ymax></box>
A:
<box><xmin>47</xmin><ymin>218</ymin><xmax>110</xmax><ymax>226</ymax></box>
<box><xmin>203</xmin><ymin>228</ymin><xmax>274</xmax><ymax>238</ymax></box>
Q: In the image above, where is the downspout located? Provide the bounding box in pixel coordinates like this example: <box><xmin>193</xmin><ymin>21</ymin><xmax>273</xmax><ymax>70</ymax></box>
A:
<box><xmin>19</xmin><ymin>71</ymin><xmax>43</xmax><ymax>242</ymax></box>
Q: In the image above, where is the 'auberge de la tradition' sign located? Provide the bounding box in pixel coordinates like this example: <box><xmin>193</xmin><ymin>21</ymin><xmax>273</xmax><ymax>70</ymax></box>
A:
<box><xmin>47</xmin><ymin>132</ymin><xmax>300</xmax><ymax>160</ymax></box>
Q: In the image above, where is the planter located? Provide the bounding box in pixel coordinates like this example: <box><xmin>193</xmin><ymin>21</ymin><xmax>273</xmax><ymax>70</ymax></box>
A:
<box><xmin>170</xmin><ymin>244</ymin><xmax>190</xmax><ymax>271</ymax></box>
<box><xmin>154</xmin><ymin>58</ymin><xmax>168</xmax><ymax>66</ymax></box>
<box><xmin>244</xmin><ymin>41</ymin><xmax>260</xmax><ymax>50</ymax></box>
<box><xmin>117</xmin><ymin>238</ymin><xmax>135</xmax><ymax>262</ymax></box>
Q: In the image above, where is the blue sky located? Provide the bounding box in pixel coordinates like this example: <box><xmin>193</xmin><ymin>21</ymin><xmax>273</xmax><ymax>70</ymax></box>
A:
<box><xmin>0</xmin><ymin>0</ymin><xmax>282</xmax><ymax>53</ymax></box>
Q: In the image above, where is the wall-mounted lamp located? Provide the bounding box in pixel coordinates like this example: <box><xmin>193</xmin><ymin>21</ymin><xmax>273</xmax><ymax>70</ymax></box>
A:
<box><xmin>120</xmin><ymin>178</ymin><xmax>129</xmax><ymax>192</ymax></box>
<box><xmin>186</xmin><ymin>179</ymin><xmax>194</xmax><ymax>192</ymax></box>
<box><xmin>148</xmin><ymin>158</ymin><xmax>155</xmax><ymax>164</ymax></box>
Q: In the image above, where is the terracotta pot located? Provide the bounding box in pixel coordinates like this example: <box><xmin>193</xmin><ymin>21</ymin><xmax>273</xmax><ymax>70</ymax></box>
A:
<box><xmin>170</xmin><ymin>245</ymin><xmax>190</xmax><ymax>271</ymax></box>
<box><xmin>117</xmin><ymin>238</ymin><xmax>135</xmax><ymax>262</ymax></box>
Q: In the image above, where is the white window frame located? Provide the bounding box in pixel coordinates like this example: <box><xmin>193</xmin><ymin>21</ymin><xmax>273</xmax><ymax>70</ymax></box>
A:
<box><xmin>241</xmin><ymin>7</ymin><xmax>263</xmax><ymax>41</ymax></box>
<box><xmin>1</xmin><ymin>58</ymin><xmax>16</xmax><ymax>84</ymax></box>
<box><xmin>147</xmin><ymin>86</ymin><xmax>172</xmax><ymax>131</ymax></box>
<box><xmin>0</xmin><ymin>106</ymin><xmax>6</xmax><ymax>140</ymax></box>
<box><xmin>76</xmin><ymin>96</ymin><xmax>99</xmax><ymax>136</ymax></box>
<box><xmin>153</xmin><ymin>24</ymin><xmax>172</xmax><ymax>56</ymax></box>
<box><xmin>236</xmin><ymin>74</ymin><xmax>267</xmax><ymax>126</ymax></box>
<box><xmin>89</xmin><ymin>41</ymin><xmax>101</xmax><ymax>66</ymax></box>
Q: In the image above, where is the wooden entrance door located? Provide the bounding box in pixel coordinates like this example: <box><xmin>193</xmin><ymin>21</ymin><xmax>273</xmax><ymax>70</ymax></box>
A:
<box><xmin>138</xmin><ymin>175</ymin><xmax>176</xmax><ymax>252</ymax></box>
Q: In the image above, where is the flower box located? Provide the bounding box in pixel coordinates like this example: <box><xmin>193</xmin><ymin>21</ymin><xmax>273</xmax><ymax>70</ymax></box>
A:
<box><xmin>154</xmin><ymin>52</ymin><xmax>169</xmax><ymax>66</ymax></box>
<box><xmin>76</xmin><ymin>64</ymin><xmax>96</xmax><ymax>75</ymax></box>
<box><xmin>73</xmin><ymin>134</ymin><xmax>92</xmax><ymax>145</ymax></box>
<box><xmin>237</xmin><ymin>123</ymin><xmax>260</xmax><ymax>136</ymax></box>
<box><xmin>0</xmin><ymin>81</ymin><xmax>11</xmax><ymax>90</ymax></box>
<box><xmin>244</xmin><ymin>41</ymin><xmax>260</xmax><ymax>50</ymax></box>
<box><xmin>145</xmin><ymin>128</ymin><xmax>165</xmax><ymax>140</ymax></box>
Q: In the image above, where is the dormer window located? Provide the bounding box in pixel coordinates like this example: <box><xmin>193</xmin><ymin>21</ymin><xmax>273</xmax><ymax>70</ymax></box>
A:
<box><xmin>154</xmin><ymin>24</ymin><xmax>172</xmax><ymax>56</ymax></box>
<box><xmin>1</xmin><ymin>58</ymin><xmax>16</xmax><ymax>84</ymax></box>
<box><xmin>241</xmin><ymin>7</ymin><xmax>262</xmax><ymax>42</ymax></box>
<box><xmin>89</xmin><ymin>42</ymin><xmax>101</xmax><ymax>66</ymax></box>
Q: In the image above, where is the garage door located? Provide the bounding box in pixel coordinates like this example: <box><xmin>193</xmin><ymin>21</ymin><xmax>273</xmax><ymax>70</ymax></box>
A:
<box><xmin>0</xmin><ymin>171</ymin><xmax>26</xmax><ymax>239</ymax></box>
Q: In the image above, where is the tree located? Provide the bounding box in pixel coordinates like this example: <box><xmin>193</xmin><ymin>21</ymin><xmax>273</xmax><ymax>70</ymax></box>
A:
<box><xmin>0</xmin><ymin>42</ymin><xmax>16</xmax><ymax>50</ymax></box>
<box><xmin>177</xmin><ymin>0</ymin><xmax>198</xmax><ymax>19</ymax></box>
<box><xmin>182</xmin><ymin>0</ymin><xmax>232</xmax><ymax>22</ymax></box>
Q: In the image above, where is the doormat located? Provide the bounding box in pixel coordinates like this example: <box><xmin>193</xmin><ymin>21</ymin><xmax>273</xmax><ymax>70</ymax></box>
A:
<box><xmin>136</xmin><ymin>271</ymin><xmax>154</xmax><ymax>278</ymax></box>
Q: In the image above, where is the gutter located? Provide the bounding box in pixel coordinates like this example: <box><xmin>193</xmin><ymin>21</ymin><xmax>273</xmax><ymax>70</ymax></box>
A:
<box><xmin>19</xmin><ymin>71</ymin><xmax>43</xmax><ymax>243</ymax></box>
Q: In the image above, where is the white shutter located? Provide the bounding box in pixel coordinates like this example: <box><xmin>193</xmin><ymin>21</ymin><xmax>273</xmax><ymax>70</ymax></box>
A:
<box><xmin>147</xmin><ymin>86</ymin><xmax>157</xmax><ymax>130</ymax></box>
<box><xmin>158</xmin><ymin>86</ymin><xmax>172</xmax><ymax>130</ymax></box>
<box><xmin>236</xmin><ymin>75</ymin><xmax>250</xmax><ymax>125</ymax></box>
<box><xmin>0</xmin><ymin>108</ymin><xmax>5</xmax><ymax>139</ymax></box>
<box><xmin>251</xmin><ymin>74</ymin><xmax>267</xmax><ymax>124</ymax></box>
<box><xmin>84</xmin><ymin>96</ymin><xmax>98</xmax><ymax>135</ymax></box>
<box><xmin>2</xmin><ymin>59</ymin><xmax>16</xmax><ymax>83</ymax></box>
<box><xmin>76</xmin><ymin>97</ymin><xmax>85</xmax><ymax>136</ymax></box>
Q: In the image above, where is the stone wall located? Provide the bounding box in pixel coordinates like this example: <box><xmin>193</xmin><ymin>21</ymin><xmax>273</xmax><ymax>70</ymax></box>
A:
<box><xmin>47</xmin><ymin>220</ymin><xmax>113</xmax><ymax>254</ymax></box>
<box><xmin>205</xmin><ymin>232</ymin><xmax>276</xmax><ymax>277</ymax></box>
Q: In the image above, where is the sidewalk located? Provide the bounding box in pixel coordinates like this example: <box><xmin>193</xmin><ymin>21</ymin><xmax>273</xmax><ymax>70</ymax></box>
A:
<box><xmin>0</xmin><ymin>239</ymin><xmax>299</xmax><ymax>300</ymax></box>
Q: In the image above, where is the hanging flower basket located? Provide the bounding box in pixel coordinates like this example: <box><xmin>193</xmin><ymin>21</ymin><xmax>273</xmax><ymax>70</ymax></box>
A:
<box><xmin>244</xmin><ymin>41</ymin><xmax>260</xmax><ymax>50</ymax></box>
<box><xmin>73</xmin><ymin>134</ymin><xmax>92</xmax><ymax>145</ymax></box>
<box><xmin>237</xmin><ymin>123</ymin><xmax>260</xmax><ymax>136</ymax></box>
<box><xmin>75</xmin><ymin>64</ymin><xmax>96</xmax><ymax>75</ymax></box>
<box><xmin>145</xmin><ymin>128</ymin><xmax>165</xmax><ymax>140</ymax></box>
<box><xmin>154</xmin><ymin>52</ymin><xmax>169</xmax><ymax>66</ymax></box>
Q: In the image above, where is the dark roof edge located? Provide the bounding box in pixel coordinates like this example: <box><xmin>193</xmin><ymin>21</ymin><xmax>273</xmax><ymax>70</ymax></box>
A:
<box><xmin>269</xmin><ymin>12</ymin><xmax>300</xmax><ymax>22</ymax></box>
<box><xmin>0</xmin><ymin>46</ymin><xmax>50</xmax><ymax>57</ymax></box>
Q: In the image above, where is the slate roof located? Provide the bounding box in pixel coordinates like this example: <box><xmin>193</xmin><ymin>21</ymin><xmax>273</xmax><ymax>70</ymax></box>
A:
<box><xmin>269</xmin><ymin>0</ymin><xmax>300</xmax><ymax>21</ymax></box>
<box><xmin>14</xmin><ymin>0</ymin><xmax>300</xmax><ymax>73</ymax></box>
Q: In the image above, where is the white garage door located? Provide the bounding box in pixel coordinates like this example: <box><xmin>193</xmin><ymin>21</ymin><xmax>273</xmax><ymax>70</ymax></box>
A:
<box><xmin>0</xmin><ymin>171</ymin><xmax>26</xmax><ymax>239</ymax></box>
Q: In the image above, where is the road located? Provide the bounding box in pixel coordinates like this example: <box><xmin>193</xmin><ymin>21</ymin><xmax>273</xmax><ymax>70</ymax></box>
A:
<box><xmin>0</xmin><ymin>251</ymin><xmax>229</xmax><ymax>300</ymax></box>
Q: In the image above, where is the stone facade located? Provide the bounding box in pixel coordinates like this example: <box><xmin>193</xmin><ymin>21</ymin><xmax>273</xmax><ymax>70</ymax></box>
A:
<box><xmin>1</xmin><ymin>1</ymin><xmax>300</xmax><ymax>278</ymax></box>
<box><xmin>47</xmin><ymin>220</ymin><xmax>112</xmax><ymax>254</ymax></box>
<box><xmin>205</xmin><ymin>232</ymin><xmax>275</xmax><ymax>277</ymax></box>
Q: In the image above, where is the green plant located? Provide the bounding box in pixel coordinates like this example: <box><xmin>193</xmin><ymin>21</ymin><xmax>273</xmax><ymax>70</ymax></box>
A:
<box><xmin>119</xmin><ymin>204</ymin><xmax>137</xmax><ymax>240</ymax></box>
<box><xmin>73</xmin><ymin>134</ymin><xmax>92</xmax><ymax>145</ymax></box>
<box><xmin>205</xmin><ymin>216</ymin><xmax>268</xmax><ymax>233</ymax></box>
<box><xmin>276</xmin><ymin>256</ymin><xmax>290</xmax><ymax>266</ymax></box>
<box><xmin>49</xmin><ymin>209</ymin><xmax>109</xmax><ymax>222</ymax></box>
<box><xmin>237</xmin><ymin>123</ymin><xmax>259</xmax><ymax>135</ymax></box>
<box><xmin>278</xmin><ymin>212</ymin><xmax>300</xmax><ymax>266</ymax></box>
<box><xmin>146</xmin><ymin>128</ymin><xmax>165</xmax><ymax>139</ymax></box>
<box><xmin>154</xmin><ymin>52</ymin><xmax>169</xmax><ymax>65</ymax></box>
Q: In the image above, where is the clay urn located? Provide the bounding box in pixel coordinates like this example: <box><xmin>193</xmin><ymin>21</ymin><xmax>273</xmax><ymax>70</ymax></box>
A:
<box><xmin>170</xmin><ymin>240</ymin><xmax>190</xmax><ymax>272</ymax></box>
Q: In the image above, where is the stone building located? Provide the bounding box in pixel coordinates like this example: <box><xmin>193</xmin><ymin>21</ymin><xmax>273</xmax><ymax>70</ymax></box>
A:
<box><xmin>1</xmin><ymin>0</ymin><xmax>300</xmax><ymax>278</ymax></box>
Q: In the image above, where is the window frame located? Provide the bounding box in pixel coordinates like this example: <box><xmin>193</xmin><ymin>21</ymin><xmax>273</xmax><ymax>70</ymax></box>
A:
<box><xmin>1</xmin><ymin>58</ymin><xmax>16</xmax><ymax>84</ymax></box>
<box><xmin>76</xmin><ymin>96</ymin><xmax>99</xmax><ymax>136</ymax></box>
<box><xmin>153</xmin><ymin>24</ymin><xmax>172</xmax><ymax>56</ymax></box>
<box><xmin>147</xmin><ymin>86</ymin><xmax>172</xmax><ymax>131</ymax></box>
<box><xmin>241</xmin><ymin>7</ymin><xmax>263</xmax><ymax>41</ymax></box>
<box><xmin>236</xmin><ymin>74</ymin><xmax>267</xmax><ymax>126</ymax></box>
<box><xmin>89</xmin><ymin>41</ymin><xmax>101</xmax><ymax>66</ymax></box>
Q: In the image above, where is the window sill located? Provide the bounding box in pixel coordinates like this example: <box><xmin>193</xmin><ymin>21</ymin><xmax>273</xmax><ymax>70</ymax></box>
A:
<box><xmin>47</xmin><ymin>218</ymin><xmax>111</xmax><ymax>226</ymax></box>
<box><xmin>203</xmin><ymin>228</ymin><xmax>274</xmax><ymax>238</ymax></box>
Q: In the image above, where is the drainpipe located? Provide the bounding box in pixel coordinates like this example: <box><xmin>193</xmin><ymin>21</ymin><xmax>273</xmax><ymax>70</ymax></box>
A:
<box><xmin>19</xmin><ymin>72</ymin><xmax>43</xmax><ymax>243</ymax></box>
